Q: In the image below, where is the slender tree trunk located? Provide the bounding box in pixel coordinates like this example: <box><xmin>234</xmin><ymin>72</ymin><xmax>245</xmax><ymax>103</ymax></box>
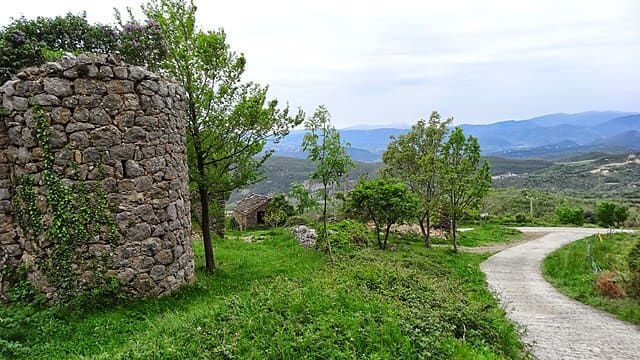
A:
<box><xmin>419</xmin><ymin>211</ymin><xmax>431</xmax><ymax>248</ymax></box>
<box><xmin>374</xmin><ymin>221</ymin><xmax>382</xmax><ymax>249</ymax></box>
<box><xmin>384</xmin><ymin>224</ymin><xmax>392</xmax><ymax>250</ymax></box>
<box><xmin>196</xmin><ymin>150</ymin><xmax>215</xmax><ymax>273</ymax></box>
<box><xmin>199</xmin><ymin>184</ymin><xmax>216</xmax><ymax>273</ymax></box>
<box><xmin>323</xmin><ymin>184</ymin><xmax>334</xmax><ymax>265</ymax></box>
<box><xmin>426</xmin><ymin>216</ymin><xmax>431</xmax><ymax>247</ymax></box>
<box><xmin>451</xmin><ymin>211</ymin><xmax>458</xmax><ymax>253</ymax></box>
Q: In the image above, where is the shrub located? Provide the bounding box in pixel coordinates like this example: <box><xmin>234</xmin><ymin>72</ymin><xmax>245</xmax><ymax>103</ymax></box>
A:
<box><xmin>555</xmin><ymin>206</ymin><xmax>584</xmax><ymax>226</ymax></box>
<box><xmin>265</xmin><ymin>194</ymin><xmax>295</xmax><ymax>227</ymax></box>
<box><xmin>595</xmin><ymin>272</ymin><xmax>626</xmax><ymax>299</ymax></box>
<box><xmin>0</xmin><ymin>13</ymin><xmax>166</xmax><ymax>83</ymax></box>
<box><xmin>321</xmin><ymin>220</ymin><xmax>369</xmax><ymax>248</ymax></box>
<box><xmin>597</xmin><ymin>202</ymin><xmax>629</xmax><ymax>228</ymax></box>
<box><xmin>514</xmin><ymin>214</ymin><xmax>528</xmax><ymax>223</ymax></box>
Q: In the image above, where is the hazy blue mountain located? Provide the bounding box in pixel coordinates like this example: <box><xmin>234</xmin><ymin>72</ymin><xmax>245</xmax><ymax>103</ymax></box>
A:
<box><xmin>592</xmin><ymin>130</ymin><xmax>640</xmax><ymax>150</ymax></box>
<box><xmin>265</xmin><ymin>128</ymin><xmax>407</xmax><ymax>162</ymax></box>
<box><xmin>524</xmin><ymin>111</ymin><xmax>635</xmax><ymax>127</ymax></box>
<box><xmin>591</xmin><ymin>115</ymin><xmax>640</xmax><ymax>137</ymax></box>
<box><xmin>267</xmin><ymin>111</ymin><xmax>639</xmax><ymax>161</ymax></box>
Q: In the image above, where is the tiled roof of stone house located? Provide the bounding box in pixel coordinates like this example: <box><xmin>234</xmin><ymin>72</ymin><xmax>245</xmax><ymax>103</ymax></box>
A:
<box><xmin>233</xmin><ymin>194</ymin><xmax>270</xmax><ymax>215</ymax></box>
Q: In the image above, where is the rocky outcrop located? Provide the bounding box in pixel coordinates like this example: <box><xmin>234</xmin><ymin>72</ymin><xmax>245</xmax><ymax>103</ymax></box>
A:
<box><xmin>0</xmin><ymin>54</ymin><xmax>194</xmax><ymax>300</ymax></box>
<box><xmin>291</xmin><ymin>225</ymin><xmax>317</xmax><ymax>247</ymax></box>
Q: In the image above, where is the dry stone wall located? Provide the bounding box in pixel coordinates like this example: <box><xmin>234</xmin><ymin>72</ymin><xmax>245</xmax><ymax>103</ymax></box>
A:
<box><xmin>0</xmin><ymin>54</ymin><xmax>194</xmax><ymax>300</ymax></box>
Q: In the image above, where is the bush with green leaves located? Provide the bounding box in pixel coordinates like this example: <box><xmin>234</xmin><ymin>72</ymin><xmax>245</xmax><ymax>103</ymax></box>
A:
<box><xmin>264</xmin><ymin>194</ymin><xmax>295</xmax><ymax>227</ymax></box>
<box><xmin>0</xmin><ymin>12</ymin><xmax>166</xmax><ymax>83</ymax></box>
<box><xmin>346</xmin><ymin>177</ymin><xmax>419</xmax><ymax>249</ymax></box>
<box><xmin>596</xmin><ymin>202</ymin><xmax>629</xmax><ymax>228</ymax></box>
<box><xmin>555</xmin><ymin>205</ymin><xmax>584</xmax><ymax>226</ymax></box>
<box><xmin>320</xmin><ymin>219</ymin><xmax>369</xmax><ymax>248</ymax></box>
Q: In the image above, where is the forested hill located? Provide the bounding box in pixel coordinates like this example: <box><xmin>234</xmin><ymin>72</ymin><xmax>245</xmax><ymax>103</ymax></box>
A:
<box><xmin>229</xmin><ymin>156</ymin><xmax>555</xmax><ymax>204</ymax></box>
<box><xmin>232</xmin><ymin>152</ymin><xmax>640</xmax><ymax>205</ymax></box>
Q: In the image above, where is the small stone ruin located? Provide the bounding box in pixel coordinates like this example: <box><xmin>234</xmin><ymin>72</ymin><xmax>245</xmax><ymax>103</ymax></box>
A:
<box><xmin>0</xmin><ymin>54</ymin><xmax>195</xmax><ymax>301</ymax></box>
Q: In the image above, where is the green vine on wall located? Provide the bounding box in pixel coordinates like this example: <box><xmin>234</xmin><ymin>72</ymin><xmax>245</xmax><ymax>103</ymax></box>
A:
<box><xmin>11</xmin><ymin>105</ymin><xmax>121</xmax><ymax>305</ymax></box>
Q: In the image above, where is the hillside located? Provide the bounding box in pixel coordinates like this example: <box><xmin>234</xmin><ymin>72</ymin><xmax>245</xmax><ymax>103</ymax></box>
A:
<box><xmin>231</xmin><ymin>156</ymin><xmax>554</xmax><ymax>204</ymax></box>
<box><xmin>230</xmin><ymin>157</ymin><xmax>384</xmax><ymax>203</ymax></box>
<box><xmin>494</xmin><ymin>153</ymin><xmax>640</xmax><ymax>204</ymax></box>
<box><xmin>234</xmin><ymin>152</ymin><xmax>640</xmax><ymax>207</ymax></box>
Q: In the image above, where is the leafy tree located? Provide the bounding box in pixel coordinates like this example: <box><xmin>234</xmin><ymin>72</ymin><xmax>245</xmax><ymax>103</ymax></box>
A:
<box><xmin>346</xmin><ymin>178</ymin><xmax>419</xmax><ymax>250</ymax></box>
<box><xmin>265</xmin><ymin>194</ymin><xmax>295</xmax><ymax>227</ymax></box>
<box><xmin>302</xmin><ymin>105</ymin><xmax>354</xmax><ymax>263</ymax></box>
<box><xmin>382</xmin><ymin>111</ymin><xmax>451</xmax><ymax>248</ymax></box>
<box><xmin>555</xmin><ymin>206</ymin><xmax>584</xmax><ymax>226</ymax></box>
<box><xmin>440</xmin><ymin>127</ymin><xmax>492</xmax><ymax>252</ymax></box>
<box><xmin>596</xmin><ymin>202</ymin><xmax>629</xmax><ymax>228</ymax></box>
<box><xmin>289</xmin><ymin>182</ymin><xmax>318</xmax><ymax>215</ymax></box>
<box><xmin>142</xmin><ymin>0</ymin><xmax>302</xmax><ymax>273</ymax></box>
<box><xmin>0</xmin><ymin>12</ymin><xmax>165</xmax><ymax>83</ymax></box>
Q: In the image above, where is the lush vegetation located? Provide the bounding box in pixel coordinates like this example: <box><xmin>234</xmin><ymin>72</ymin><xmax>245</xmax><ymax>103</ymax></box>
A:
<box><xmin>1</xmin><ymin>228</ymin><xmax>526</xmax><ymax>359</ymax></box>
<box><xmin>481</xmin><ymin>188</ymin><xmax>596</xmax><ymax>225</ymax></box>
<box><xmin>543</xmin><ymin>232</ymin><xmax>640</xmax><ymax>324</ymax></box>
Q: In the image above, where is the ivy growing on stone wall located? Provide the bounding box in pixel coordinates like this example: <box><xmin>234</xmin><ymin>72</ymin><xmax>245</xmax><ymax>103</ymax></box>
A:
<box><xmin>11</xmin><ymin>105</ymin><xmax>121</xmax><ymax>305</ymax></box>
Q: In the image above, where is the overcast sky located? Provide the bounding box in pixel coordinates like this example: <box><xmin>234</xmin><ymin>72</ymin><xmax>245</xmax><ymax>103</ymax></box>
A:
<box><xmin>2</xmin><ymin>0</ymin><xmax>639</xmax><ymax>128</ymax></box>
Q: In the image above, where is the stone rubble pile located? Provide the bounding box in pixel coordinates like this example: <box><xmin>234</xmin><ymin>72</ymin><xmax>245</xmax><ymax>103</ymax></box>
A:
<box><xmin>291</xmin><ymin>225</ymin><xmax>317</xmax><ymax>247</ymax></box>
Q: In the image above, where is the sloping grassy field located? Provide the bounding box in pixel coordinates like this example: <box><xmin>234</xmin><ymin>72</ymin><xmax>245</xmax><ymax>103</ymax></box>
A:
<box><xmin>1</xmin><ymin>228</ymin><xmax>526</xmax><ymax>359</ymax></box>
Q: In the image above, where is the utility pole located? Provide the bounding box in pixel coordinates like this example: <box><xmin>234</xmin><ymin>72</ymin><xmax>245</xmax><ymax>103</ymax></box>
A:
<box><xmin>526</xmin><ymin>195</ymin><xmax>535</xmax><ymax>218</ymax></box>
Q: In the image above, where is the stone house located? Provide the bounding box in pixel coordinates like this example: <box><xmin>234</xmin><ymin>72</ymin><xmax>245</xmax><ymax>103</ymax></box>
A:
<box><xmin>232</xmin><ymin>194</ymin><xmax>271</xmax><ymax>230</ymax></box>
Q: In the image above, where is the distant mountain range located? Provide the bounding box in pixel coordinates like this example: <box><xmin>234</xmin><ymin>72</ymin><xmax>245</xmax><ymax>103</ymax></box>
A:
<box><xmin>266</xmin><ymin>111</ymin><xmax>640</xmax><ymax>161</ymax></box>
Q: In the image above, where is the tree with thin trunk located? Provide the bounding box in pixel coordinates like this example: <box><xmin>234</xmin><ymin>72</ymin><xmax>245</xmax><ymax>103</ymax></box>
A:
<box><xmin>302</xmin><ymin>105</ymin><xmax>353</xmax><ymax>264</ymax></box>
<box><xmin>141</xmin><ymin>0</ymin><xmax>302</xmax><ymax>273</ymax></box>
<box><xmin>440</xmin><ymin>127</ymin><xmax>492</xmax><ymax>252</ymax></box>
<box><xmin>346</xmin><ymin>178</ymin><xmax>419</xmax><ymax>250</ymax></box>
<box><xmin>382</xmin><ymin>111</ymin><xmax>451</xmax><ymax>248</ymax></box>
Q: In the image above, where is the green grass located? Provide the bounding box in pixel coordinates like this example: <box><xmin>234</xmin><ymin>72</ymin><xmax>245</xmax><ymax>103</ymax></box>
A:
<box><xmin>430</xmin><ymin>224</ymin><xmax>522</xmax><ymax>247</ymax></box>
<box><xmin>543</xmin><ymin>232</ymin><xmax>640</xmax><ymax>324</ymax></box>
<box><xmin>1</xmin><ymin>228</ymin><xmax>526</xmax><ymax>359</ymax></box>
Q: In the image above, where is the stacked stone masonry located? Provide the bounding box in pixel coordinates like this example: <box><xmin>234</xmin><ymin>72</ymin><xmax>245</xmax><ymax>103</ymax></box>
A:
<box><xmin>0</xmin><ymin>54</ymin><xmax>195</xmax><ymax>300</ymax></box>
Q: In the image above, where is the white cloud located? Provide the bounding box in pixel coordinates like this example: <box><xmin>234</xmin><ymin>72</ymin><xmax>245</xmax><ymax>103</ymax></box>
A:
<box><xmin>2</xmin><ymin>0</ymin><xmax>639</xmax><ymax>127</ymax></box>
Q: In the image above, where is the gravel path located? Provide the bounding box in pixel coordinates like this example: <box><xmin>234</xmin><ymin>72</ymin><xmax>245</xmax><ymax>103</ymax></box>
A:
<box><xmin>481</xmin><ymin>227</ymin><xmax>640</xmax><ymax>360</ymax></box>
